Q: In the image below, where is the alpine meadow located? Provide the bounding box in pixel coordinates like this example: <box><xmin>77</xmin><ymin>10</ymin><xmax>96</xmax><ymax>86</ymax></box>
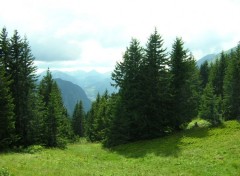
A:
<box><xmin>1</xmin><ymin>25</ymin><xmax>240</xmax><ymax>175</ymax></box>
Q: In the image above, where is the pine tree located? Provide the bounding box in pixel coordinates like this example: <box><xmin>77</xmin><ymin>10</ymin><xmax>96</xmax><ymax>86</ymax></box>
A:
<box><xmin>85</xmin><ymin>93</ymin><xmax>100</xmax><ymax>142</ymax></box>
<box><xmin>111</xmin><ymin>38</ymin><xmax>144</xmax><ymax>143</ymax></box>
<box><xmin>39</xmin><ymin>69</ymin><xmax>72</xmax><ymax>148</ymax></box>
<box><xmin>223</xmin><ymin>43</ymin><xmax>240</xmax><ymax>120</ymax></box>
<box><xmin>199</xmin><ymin>61</ymin><xmax>209</xmax><ymax>90</ymax></box>
<box><xmin>0</xmin><ymin>27</ymin><xmax>10</xmax><ymax>70</ymax></box>
<box><xmin>169</xmin><ymin>38</ymin><xmax>199</xmax><ymax>130</ymax></box>
<box><xmin>140</xmin><ymin>29</ymin><xmax>170</xmax><ymax>138</ymax></box>
<box><xmin>6</xmin><ymin>30</ymin><xmax>38</xmax><ymax>146</ymax></box>
<box><xmin>210</xmin><ymin>52</ymin><xmax>227</xmax><ymax>98</ymax></box>
<box><xmin>199</xmin><ymin>83</ymin><xmax>221</xmax><ymax>125</ymax></box>
<box><xmin>0</xmin><ymin>65</ymin><xmax>15</xmax><ymax>149</ymax></box>
<box><xmin>72</xmin><ymin>101</ymin><xmax>85</xmax><ymax>137</ymax></box>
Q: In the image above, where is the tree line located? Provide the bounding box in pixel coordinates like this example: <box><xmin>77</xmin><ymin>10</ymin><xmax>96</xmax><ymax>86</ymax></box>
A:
<box><xmin>1</xmin><ymin>27</ymin><xmax>240</xmax><ymax>150</ymax></box>
<box><xmin>84</xmin><ymin>29</ymin><xmax>240</xmax><ymax>147</ymax></box>
<box><xmin>0</xmin><ymin>27</ymin><xmax>85</xmax><ymax>150</ymax></box>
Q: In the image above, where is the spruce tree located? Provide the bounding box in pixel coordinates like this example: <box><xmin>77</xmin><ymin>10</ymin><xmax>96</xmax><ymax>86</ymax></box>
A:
<box><xmin>72</xmin><ymin>101</ymin><xmax>85</xmax><ymax>137</ymax></box>
<box><xmin>111</xmin><ymin>38</ymin><xmax>144</xmax><ymax>143</ymax></box>
<box><xmin>39</xmin><ymin>70</ymin><xmax>72</xmax><ymax>148</ymax></box>
<box><xmin>0</xmin><ymin>65</ymin><xmax>15</xmax><ymax>149</ymax></box>
<box><xmin>7</xmin><ymin>30</ymin><xmax>38</xmax><ymax>146</ymax></box>
<box><xmin>0</xmin><ymin>27</ymin><xmax>10</xmax><ymax>70</ymax></box>
<box><xmin>223</xmin><ymin>43</ymin><xmax>240</xmax><ymax>120</ymax></box>
<box><xmin>140</xmin><ymin>29</ymin><xmax>170</xmax><ymax>138</ymax></box>
<box><xmin>169</xmin><ymin>38</ymin><xmax>199</xmax><ymax>130</ymax></box>
<box><xmin>199</xmin><ymin>61</ymin><xmax>209</xmax><ymax>90</ymax></box>
<box><xmin>199</xmin><ymin>83</ymin><xmax>221</xmax><ymax>125</ymax></box>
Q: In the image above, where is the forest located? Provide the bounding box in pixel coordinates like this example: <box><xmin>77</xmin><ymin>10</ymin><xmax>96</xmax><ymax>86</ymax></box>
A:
<box><xmin>1</xmin><ymin>27</ymin><xmax>240</xmax><ymax>150</ymax></box>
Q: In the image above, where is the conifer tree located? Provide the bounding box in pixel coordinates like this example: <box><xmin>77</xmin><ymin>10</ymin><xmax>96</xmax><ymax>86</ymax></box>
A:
<box><xmin>169</xmin><ymin>38</ymin><xmax>199</xmax><ymax>130</ymax></box>
<box><xmin>111</xmin><ymin>38</ymin><xmax>144</xmax><ymax>143</ymax></box>
<box><xmin>72</xmin><ymin>101</ymin><xmax>85</xmax><ymax>137</ymax></box>
<box><xmin>199</xmin><ymin>61</ymin><xmax>209</xmax><ymax>90</ymax></box>
<box><xmin>140</xmin><ymin>29</ymin><xmax>170</xmax><ymax>138</ymax></box>
<box><xmin>0</xmin><ymin>65</ymin><xmax>15</xmax><ymax>149</ymax></box>
<box><xmin>199</xmin><ymin>83</ymin><xmax>221</xmax><ymax>125</ymax></box>
<box><xmin>0</xmin><ymin>27</ymin><xmax>10</xmax><ymax>70</ymax></box>
<box><xmin>7</xmin><ymin>30</ymin><xmax>38</xmax><ymax>146</ymax></box>
<box><xmin>39</xmin><ymin>69</ymin><xmax>72</xmax><ymax>148</ymax></box>
<box><xmin>223</xmin><ymin>43</ymin><xmax>240</xmax><ymax>120</ymax></box>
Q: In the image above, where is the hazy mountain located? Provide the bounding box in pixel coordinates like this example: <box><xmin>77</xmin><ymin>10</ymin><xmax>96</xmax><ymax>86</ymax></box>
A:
<box><xmin>55</xmin><ymin>78</ymin><xmax>91</xmax><ymax>116</ymax></box>
<box><xmin>39</xmin><ymin>70</ymin><xmax>117</xmax><ymax>101</ymax></box>
<box><xmin>196</xmin><ymin>54</ymin><xmax>216</xmax><ymax>67</ymax></box>
<box><xmin>197</xmin><ymin>46</ymin><xmax>237</xmax><ymax>67</ymax></box>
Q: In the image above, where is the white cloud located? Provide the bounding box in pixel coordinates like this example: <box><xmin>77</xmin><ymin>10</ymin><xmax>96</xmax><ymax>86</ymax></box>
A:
<box><xmin>1</xmin><ymin>0</ymin><xmax>240</xmax><ymax>72</ymax></box>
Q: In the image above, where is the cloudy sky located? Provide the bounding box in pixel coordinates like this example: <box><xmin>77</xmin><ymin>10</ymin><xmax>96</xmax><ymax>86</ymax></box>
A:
<box><xmin>1</xmin><ymin>0</ymin><xmax>240</xmax><ymax>73</ymax></box>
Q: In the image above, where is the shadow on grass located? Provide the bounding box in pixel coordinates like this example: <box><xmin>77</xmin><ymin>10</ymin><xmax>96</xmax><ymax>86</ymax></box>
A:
<box><xmin>108</xmin><ymin>127</ymin><xmax>210</xmax><ymax>159</ymax></box>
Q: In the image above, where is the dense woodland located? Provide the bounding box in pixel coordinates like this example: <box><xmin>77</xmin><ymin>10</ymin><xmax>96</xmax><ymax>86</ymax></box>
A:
<box><xmin>0</xmin><ymin>27</ymin><xmax>240</xmax><ymax>150</ymax></box>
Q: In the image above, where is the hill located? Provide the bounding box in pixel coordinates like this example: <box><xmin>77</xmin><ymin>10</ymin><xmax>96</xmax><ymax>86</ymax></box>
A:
<box><xmin>197</xmin><ymin>46</ymin><xmax>237</xmax><ymax>67</ymax></box>
<box><xmin>196</xmin><ymin>54</ymin><xmax>216</xmax><ymax>67</ymax></box>
<box><xmin>1</xmin><ymin>120</ymin><xmax>240</xmax><ymax>175</ymax></box>
<box><xmin>39</xmin><ymin>70</ymin><xmax>116</xmax><ymax>101</ymax></box>
<box><xmin>55</xmin><ymin>78</ymin><xmax>91</xmax><ymax>115</ymax></box>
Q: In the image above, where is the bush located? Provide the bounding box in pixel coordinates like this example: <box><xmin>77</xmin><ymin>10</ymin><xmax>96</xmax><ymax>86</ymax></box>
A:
<box><xmin>0</xmin><ymin>168</ymin><xmax>11</xmax><ymax>176</ymax></box>
<box><xmin>23</xmin><ymin>145</ymin><xmax>44</xmax><ymax>154</ymax></box>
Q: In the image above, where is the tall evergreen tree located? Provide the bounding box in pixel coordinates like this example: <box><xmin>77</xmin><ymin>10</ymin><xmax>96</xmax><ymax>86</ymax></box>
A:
<box><xmin>169</xmin><ymin>38</ymin><xmax>199</xmax><ymax>130</ymax></box>
<box><xmin>39</xmin><ymin>69</ymin><xmax>72</xmax><ymax>148</ymax></box>
<box><xmin>199</xmin><ymin>83</ymin><xmax>221</xmax><ymax>125</ymax></box>
<box><xmin>199</xmin><ymin>60</ymin><xmax>209</xmax><ymax>90</ymax></box>
<box><xmin>210</xmin><ymin>52</ymin><xmax>227</xmax><ymax>98</ymax></box>
<box><xmin>0</xmin><ymin>64</ymin><xmax>15</xmax><ymax>149</ymax></box>
<box><xmin>72</xmin><ymin>101</ymin><xmax>85</xmax><ymax>137</ymax></box>
<box><xmin>140</xmin><ymin>29</ymin><xmax>170</xmax><ymax>138</ymax></box>
<box><xmin>223</xmin><ymin>43</ymin><xmax>240</xmax><ymax>120</ymax></box>
<box><xmin>110</xmin><ymin>38</ymin><xmax>144</xmax><ymax>144</ymax></box>
<box><xmin>7</xmin><ymin>30</ymin><xmax>38</xmax><ymax>146</ymax></box>
<box><xmin>0</xmin><ymin>27</ymin><xmax>10</xmax><ymax>70</ymax></box>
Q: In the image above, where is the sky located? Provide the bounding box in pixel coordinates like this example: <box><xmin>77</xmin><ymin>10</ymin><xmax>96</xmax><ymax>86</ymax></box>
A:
<box><xmin>0</xmin><ymin>0</ymin><xmax>240</xmax><ymax>73</ymax></box>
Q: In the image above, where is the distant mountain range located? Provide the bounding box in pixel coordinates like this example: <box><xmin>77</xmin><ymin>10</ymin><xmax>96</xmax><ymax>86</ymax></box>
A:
<box><xmin>55</xmin><ymin>78</ymin><xmax>91</xmax><ymax>116</ymax></box>
<box><xmin>38</xmin><ymin>70</ymin><xmax>117</xmax><ymax>116</ymax></box>
<box><xmin>196</xmin><ymin>46</ymin><xmax>237</xmax><ymax>67</ymax></box>
<box><xmin>39</xmin><ymin>70</ymin><xmax>116</xmax><ymax>101</ymax></box>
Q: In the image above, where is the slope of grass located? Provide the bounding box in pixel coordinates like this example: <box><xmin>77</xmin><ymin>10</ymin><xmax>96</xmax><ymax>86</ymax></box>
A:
<box><xmin>1</xmin><ymin>120</ymin><xmax>240</xmax><ymax>176</ymax></box>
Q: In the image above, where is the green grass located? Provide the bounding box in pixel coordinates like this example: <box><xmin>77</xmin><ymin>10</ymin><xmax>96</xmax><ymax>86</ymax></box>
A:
<box><xmin>1</xmin><ymin>120</ymin><xmax>240</xmax><ymax>176</ymax></box>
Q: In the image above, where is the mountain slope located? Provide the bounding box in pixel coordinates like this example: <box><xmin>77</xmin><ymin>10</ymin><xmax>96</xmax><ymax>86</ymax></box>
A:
<box><xmin>55</xmin><ymin>78</ymin><xmax>91</xmax><ymax>115</ymax></box>
<box><xmin>197</xmin><ymin>46</ymin><xmax>237</xmax><ymax>67</ymax></box>
<box><xmin>197</xmin><ymin>54</ymin><xmax>216</xmax><ymax>67</ymax></box>
<box><xmin>39</xmin><ymin>70</ymin><xmax>116</xmax><ymax>101</ymax></box>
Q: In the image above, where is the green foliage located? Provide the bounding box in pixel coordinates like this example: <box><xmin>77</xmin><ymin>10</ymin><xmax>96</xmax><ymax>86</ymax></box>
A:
<box><xmin>23</xmin><ymin>145</ymin><xmax>44</xmax><ymax>154</ymax></box>
<box><xmin>223</xmin><ymin>43</ymin><xmax>240</xmax><ymax>120</ymax></box>
<box><xmin>169</xmin><ymin>38</ymin><xmax>200</xmax><ymax>130</ymax></box>
<box><xmin>199</xmin><ymin>60</ymin><xmax>209</xmax><ymax>90</ymax></box>
<box><xmin>0</xmin><ymin>66</ymin><xmax>15</xmax><ymax>150</ymax></box>
<box><xmin>1</xmin><ymin>29</ymin><xmax>38</xmax><ymax>146</ymax></box>
<box><xmin>72</xmin><ymin>101</ymin><xmax>85</xmax><ymax>137</ymax></box>
<box><xmin>0</xmin><ymin>168</ymin><xmax>11</xmax><ymax>176</ymax></box>
<box><xmin>1</xmin><ymin>121</ymin><xmax>240</xmax><ymax>175</ymax></box>
<box><xmin>39</xmin><ymin>69</ymin><xmax>73</xmax><ymax>148</ymax></box>
<box><xmin>140</xmin><ymin>29</ymin><xmax>170</xmax><ymax>138</ymax></box>
<box><xmin>86</xmin><ymin>91</ymin><xmax>111</xmax><ymax>142</ymax></box>
<box><xmin>199</xmin><ymin>83</ymin><xmax>222</xmax><ymax>125</ymax></box>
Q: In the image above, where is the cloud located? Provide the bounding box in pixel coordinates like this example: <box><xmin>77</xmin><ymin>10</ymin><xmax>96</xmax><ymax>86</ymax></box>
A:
<box><xmin>1</xmin><ymin>0</ymin><xmax>240</xmax><ymax>72</ymax></box>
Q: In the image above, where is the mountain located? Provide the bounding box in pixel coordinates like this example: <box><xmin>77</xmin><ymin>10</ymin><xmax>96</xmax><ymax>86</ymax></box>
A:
<box><xmin>55</xmin><ymin>78</ymin><xmax>91</xmax><ymax>116</ymax></box>
<box><xmin>39</xmin><ymin>70</ymin><xmax>117</xmax><ymax>101</ymax></box>
<box><xmin>197</xmin><ymin>46</ymin><xmax>237</xmax><ymax>67</ymax></box>
<box><xmin>196</xmin><ymin>54</ymin><xmax>216</xmax><ymax>67</ymax></box>
<box><xmin>67</xmin><ymin>70</ymin><xmax>116</xmax><ymax>100</ymax></box>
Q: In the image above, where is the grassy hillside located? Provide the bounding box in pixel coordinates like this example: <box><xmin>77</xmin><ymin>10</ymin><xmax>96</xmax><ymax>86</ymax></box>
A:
<box><xmin>1</xmin><ymin>121</ymin><xmax>240</xmax><ymax>176</ymax></box>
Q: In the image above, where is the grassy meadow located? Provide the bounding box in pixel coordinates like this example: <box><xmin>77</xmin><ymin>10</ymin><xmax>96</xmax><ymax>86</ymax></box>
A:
<box><xmin>1</xmin><ymin>120</ymin><xmax>240</xmax><ymax>176</ymax></box>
